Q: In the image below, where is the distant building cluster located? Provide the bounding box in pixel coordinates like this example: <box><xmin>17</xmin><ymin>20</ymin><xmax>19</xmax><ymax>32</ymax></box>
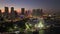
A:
<box><xmin>0</xmin><ymin>7</ymin><xmax>43</xmax><ymax>21</ymax></box>
<box><xmin>32</xmin><ymin>9</ymin><xmax>43</xmax><ymax>17</ymax></box>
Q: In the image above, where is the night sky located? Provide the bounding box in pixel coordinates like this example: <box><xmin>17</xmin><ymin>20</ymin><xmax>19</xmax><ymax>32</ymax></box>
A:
<box><xmin>0</xmin><ymin>0</ymin><xmax>60</xmax><ymax>12</ymax></box>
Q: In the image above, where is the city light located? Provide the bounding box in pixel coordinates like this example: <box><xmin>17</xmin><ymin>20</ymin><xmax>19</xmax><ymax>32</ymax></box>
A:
<box><xmin>37</xmin><ymin>21</ymin><xmax>44</xmax><ymax>28</ymax></box>
<box><xmin>25</xmin><ymin>23</ymin><xmax>30</xmax><ymax>30</ymax></box>
<box><xmin>0</xmin><ymin>0</ymin><xmax>59</xmax><ymax>34</ymax></box>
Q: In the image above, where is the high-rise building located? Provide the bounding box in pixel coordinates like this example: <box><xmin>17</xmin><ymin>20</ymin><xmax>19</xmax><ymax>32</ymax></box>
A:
<box><xmin>0</xmin><ymin>10</ymin><xmax>2</xmax><ymax>17</ymax></box>
<box><xmin>11</xmin><ymin>7</ymin><xmax>14</xmax><ymax>12</ymax></box>
<box><xmin>0</xmin><ymin>10</ymin><xmax>2</xmax><ymax>14</ymax></box>
<box><xmin>21</xmin><ymin>8</ymin><xmax>25</xmax><ymax>15</ymax></box>
<box><xmin>4</xmin><ymin>7</ymin><xmax>9</xmax><ymax>18</ymax></box>
<box><xmin>25</xmin><ymin>11</ymin><xmax>28</xmax><ymax>16</ymax></box>
<box><xmin>11</xmin><ymin>7</ymin><xmax>14</xmax><ymax>15</ymax></box>
<box><xmin>4</xmin><ymin>7</ymin><xmax>9</xmax><ymax>14</ymax></box>
<box><xmin>32</xmin><ymin>9</ymin><xmax>36</xmax><ymax>17</ymax></box>
<box><xmin>40</xmin><ymin>9</ymin><xmax>43</xmax><ymax>16</ymax></box>
<box><xmin>0</xmin><ymin>10</ymin><xmax>4</xmax><ymax>21</ymax></box>
<box><xmin>14</xmin><ymin>10</ymin><xmax>18</xmax><ymax>18</ymax></box>
<box><xmin>36</xmin><ymin>9</ymin><xmax>43</xmax><ymax>16</ymax></box>
<box><xmin>10</xmin><ymin>7</ymin><xmax>15</xmax><ymax>19</ymax></box>
<box><xmin>25</xmin><ymin>10</ymin><xmax>31</xmax><ymax>16</ymax></box>
<box><xmin>32</xmin><ymin>9</ymin><xmax>43</xmax><ymax>17</ymax></box>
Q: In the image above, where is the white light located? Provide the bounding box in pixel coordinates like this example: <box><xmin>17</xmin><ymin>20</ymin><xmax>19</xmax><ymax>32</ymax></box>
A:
<box><xmin>25</xmin><ymin>23</ymin><xmax>30</xmax><ymax>30</ymax></box>
<box><xmin>49</xmin><ymin>15</ymin><xmax>51</xmax><ymax>17</ymax></box>
<box><xmin>14</xmin><ymin>31</ymin><xmax>20</xmax><ymax>34</ymax></box>
<box><xmin>37</xmin><ymin>22</ymin><xmax>44</xmax><ymax>28</ymax></box>
<box><xmin>14</xmin><ymin>25</ymin><xmax>17</xmax><ymax>29</ymax></box>
<box><xmin>35</xmin><ymin>18</ymin><xmax>45</xmax><ymax>29</ymax></box>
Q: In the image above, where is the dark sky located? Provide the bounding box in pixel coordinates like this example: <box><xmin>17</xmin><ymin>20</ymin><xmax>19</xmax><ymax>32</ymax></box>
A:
<box><xmin>0</xmin><ymin>0</ymin><xmax>60</xmax><ymax>12</ymax></box>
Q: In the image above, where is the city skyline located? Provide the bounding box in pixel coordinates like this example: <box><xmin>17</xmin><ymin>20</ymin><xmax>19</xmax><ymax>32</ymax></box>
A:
<box><xmin>0</xmin><ymin>0</ymin><xmax>60</xmax><ymax>12</ymax></box>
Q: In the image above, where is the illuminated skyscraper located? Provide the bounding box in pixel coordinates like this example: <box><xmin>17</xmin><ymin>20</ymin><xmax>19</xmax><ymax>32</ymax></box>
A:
<box><xmin>21</xmin><ymin>8</ymin><xmax>25</xmax><ymax>15</ymax></box>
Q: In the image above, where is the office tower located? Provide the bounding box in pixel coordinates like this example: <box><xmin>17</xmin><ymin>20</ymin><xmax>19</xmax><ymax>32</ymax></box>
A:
<box><xmin>25</xmin><ymin>10</ymin><xmax>31</xmax><ymax>17</ymax></box>
<box><xmin>10</xmin><ymin>7</ymin><xmax>15</xmax><ymax>19</ymax></box>
<box><xmin>25</xmin><ymin>11</ymin><xmax>28</xmax><ymax>16</ymax></box>
<box><xmin>40</xmin><ymin>9</ymin><xmax>43</xmax><ymax>16</ymax></box>
<box><xmin>21</xmin><ymin>8</ymin><xmax>25</xmax><ymax>15</ymax></box>
<box><xmin>27</xmin><ymin>10</ymin><xmax>31</xmax><ymax>15</ymax></box>
<box><xmin>0</xmin><ymin>10</ymin><xmax>2</xmax><ymax>14</ymax></box>
<box><xmin>32</xmin><ymin>9</ymin><xmax>36</xmax><ymax>17</ymax></box>
<box><xmin>32</xmin><ymin>9</ymin><xmax>43</xmax><ymax>17</ymax></box>
<box><xmin>0</xmin><ymin>10</ymin><xmax>2</xmax><ymax>17</ymax></box>
<box><xmin>11</xmin><ymin>7</ymin><xmax>14</xmax><ymax>13</ymax></box>
<box><xmin>5</xmin><ymin>7</ymin><xmax>9</xmax><ymax>13</ymax></box>
<box><xmin>4</xmin><ymin>7</ymin><xmax>9</xmax><ymax>15</ymax></box>
<box><xmin>0</xmin><ymin>10</ymin><xmax>1</xmax><ymax>12</ymax></box>
<box><xmin>0</xmin><ymin>10</ymin><xmax>4</xmax><ymax>21</ymax></box>
<box><xmin>36</xmin><ymin>9</ymin><xmax>43</xmax><ymax>16</ymax></box>
<box><xmin>14</xmin><ymin>10</ymin><xmax>18</xmax><ymax>18</ymax></box>
<box><xmin>4</xmin><ymin>7</ymin><xmax>9</xmax><ymax>18</ymax></box>
<box><xmin>11</xmin><ymin>7</ymin><xmax>15</xmax><ymax>16</ymax></box>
